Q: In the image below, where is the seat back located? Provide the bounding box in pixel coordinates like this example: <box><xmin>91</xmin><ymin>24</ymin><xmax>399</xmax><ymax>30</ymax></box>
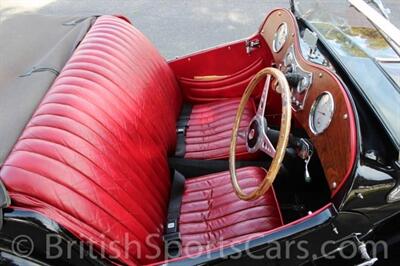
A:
<box><xmin>0</xmin><ymin>16</ymin><xmax>181</xmax><ymax>265</ymax></box>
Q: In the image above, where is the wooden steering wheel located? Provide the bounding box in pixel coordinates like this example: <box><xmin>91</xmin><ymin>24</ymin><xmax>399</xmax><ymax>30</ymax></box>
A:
<box><xmin>229</xmin><ymin>67</ymin><xmax>292</xmax><ymax>201</ymax></box>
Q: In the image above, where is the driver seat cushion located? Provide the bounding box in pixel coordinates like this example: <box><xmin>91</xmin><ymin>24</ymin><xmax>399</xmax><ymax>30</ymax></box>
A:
<box><xmin>180</xmin><ymin>166</ymin><xmax>283</xmax><ymax>256</ymax></box>
<box><xmin>184</xmin><ymin>98</ymin><xmax>256</xmax><ymax>160</ymax></box>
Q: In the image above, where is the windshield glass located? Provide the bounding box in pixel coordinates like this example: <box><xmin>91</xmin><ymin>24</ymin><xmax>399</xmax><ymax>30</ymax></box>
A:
<box><xmin>293</xmin><ymin>0</ymin><xmax>400</xmax><ymax>84</ymax></box>
<box><xmin>293</xmin><ymin>0</ymin><xmax>400</xmax><ymax>149</ymax></box>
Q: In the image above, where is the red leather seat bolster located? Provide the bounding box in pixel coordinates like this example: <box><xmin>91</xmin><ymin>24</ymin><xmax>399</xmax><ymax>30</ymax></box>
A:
<box><xmin>0</xmin><ymin>15</ymin><xmax>181</xmax><ymax>265</ymax></box>
<box><xmin>179</xmin><ymin>166</ymin><xmax>283</xmax><ymax>256</ymax></box>
<box><xmin>184</xmin><ymin>98</ymin><xmax>257</xmax><ymax>160</ymax></box>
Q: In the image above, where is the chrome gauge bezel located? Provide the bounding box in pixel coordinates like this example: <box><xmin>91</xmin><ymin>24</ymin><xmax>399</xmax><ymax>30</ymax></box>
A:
<box><xmin>273</xmin><ymin>23</ymin><xmax>288</xmax><ymax>53</ymax></box>
<box><xmin>309</xmin><ymin>91</ymin><xmax>335</xmax><ymax>135</ymax></box>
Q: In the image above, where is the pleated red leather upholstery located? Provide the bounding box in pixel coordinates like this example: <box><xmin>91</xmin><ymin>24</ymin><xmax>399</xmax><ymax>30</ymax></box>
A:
<box><xmin>0</xmin><ymin>15</ymin><xmax>282</xmax><ymax>265</ymax></box>
<box><xmin>185</xmin><ymin>98</ymin><xmax>256</xmax><ymax>160</ymax></box>
<box><xmin>0</xmin><ymin>15</ymin><xmax>181</xmax><ymax>265</ymax></box>
<box><xmin>180</xmin><ymin>167</ymin><xmax>283</xmax><ymax>256</ymax></box>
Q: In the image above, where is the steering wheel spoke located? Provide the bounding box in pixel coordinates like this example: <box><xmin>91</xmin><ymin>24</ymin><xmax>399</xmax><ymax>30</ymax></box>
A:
<box><xmin>260</xmin><ymin>133</ymin><xmax>276</xmax><ymax>158</ymax></box>
<box><xmin>256</xmin><ymin>74</ymin><xmax>271</xmax><ymax>116</ymax></box>
<box><xmin>238</xmin><ymin>128</ymin><xmax>247</xmax><ymax>140</ymax></box>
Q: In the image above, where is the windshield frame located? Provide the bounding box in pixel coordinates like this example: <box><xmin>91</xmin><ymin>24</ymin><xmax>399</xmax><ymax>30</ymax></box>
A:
<box><xmin>348</xmin><ymin>0</ymin><xmax>400</xmax><ymax>57</ymax></box>
<box><xmin>290</xmin><ymin>0</ymin><xmax>400</xmax><ymax>57</ymax></box>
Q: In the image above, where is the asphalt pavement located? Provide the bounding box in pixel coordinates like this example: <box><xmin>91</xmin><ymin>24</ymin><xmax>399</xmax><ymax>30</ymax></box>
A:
<box><xmin>0</xmin><ymin>1</ymin><xmax>399</xmax><ymax>59</ymax></box>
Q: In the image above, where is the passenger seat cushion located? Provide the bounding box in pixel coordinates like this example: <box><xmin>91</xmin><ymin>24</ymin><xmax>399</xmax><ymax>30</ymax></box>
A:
<box><xmin>184</xmin><ymin>98</ymin><xmax>256</xmax><ymax>160</ymax></box>
<box><xmin>179</xmin><ymin>167</ymin><xmax>283</xmax><ymax>256</ymax></box>
<box><xmin>0</xmin><ymin>15</ymin><xmax>181</xmax><ymax>265</ymax></box>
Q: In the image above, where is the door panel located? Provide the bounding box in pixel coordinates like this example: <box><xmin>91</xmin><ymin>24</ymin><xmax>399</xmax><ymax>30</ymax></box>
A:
<box><xmin>169</xmin><ymin>34</ymin><xmax>273</xmax><ymax>103</ymax></box>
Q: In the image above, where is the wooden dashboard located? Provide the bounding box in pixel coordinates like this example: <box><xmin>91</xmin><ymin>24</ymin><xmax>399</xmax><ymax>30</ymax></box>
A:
<box><xmin>260</xmin><ymin>9</ymin><xmax>357</xmax><ymax>196</ymax></box>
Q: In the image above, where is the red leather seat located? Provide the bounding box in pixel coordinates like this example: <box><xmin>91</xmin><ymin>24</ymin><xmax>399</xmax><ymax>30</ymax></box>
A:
<box><xmin>185</xmin><ymin>98</ymin><xmax>256</xmax><ymax>160</ymax></box>
<box><xmin>180</xmin><ymin>167</ymin><xmax>283</xmax><ymax>256</ymax></box>
<box><xmin>0</xmin><ymin>16</ymin><xmax>282</xmax><ymax>265</ymax></box>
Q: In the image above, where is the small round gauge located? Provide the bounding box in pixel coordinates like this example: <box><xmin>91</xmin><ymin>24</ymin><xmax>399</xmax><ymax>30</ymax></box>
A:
<box><xmin>309</xmin><ymin>92</ymin><xmax>335</xmax><ymax>134</ymax></box>
<box><xmin>273</xmin><ymin>23</ymin><xmax>288</xmax><ymax>53</ymax></box>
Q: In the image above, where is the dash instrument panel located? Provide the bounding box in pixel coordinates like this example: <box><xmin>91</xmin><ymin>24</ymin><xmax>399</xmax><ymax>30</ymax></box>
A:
<box><xmin>260</xmin><ymin>9</ymin><xmax>357</xmax><ymax>195</ymax></box>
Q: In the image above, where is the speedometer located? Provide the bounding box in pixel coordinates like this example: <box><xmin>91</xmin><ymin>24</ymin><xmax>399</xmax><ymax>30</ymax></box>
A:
<box><xmin>309</xmin><ymin>92</ymin><xmax>335</xmax><ymax>134</ymax></box>
<box><xmin>273</xmin><ymin>23</ymin><xmax>288</xmax><ymax>53</ymax></box>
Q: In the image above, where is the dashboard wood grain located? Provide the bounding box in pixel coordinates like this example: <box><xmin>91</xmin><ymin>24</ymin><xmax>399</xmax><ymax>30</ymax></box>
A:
<box><xmin>260</xmin><ymin>9</ymin><xmax>357</xmax><ymax>196</ymax></box>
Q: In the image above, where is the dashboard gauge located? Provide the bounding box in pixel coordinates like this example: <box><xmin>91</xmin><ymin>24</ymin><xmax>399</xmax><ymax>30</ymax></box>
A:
<box><xmin>309</xmin><ymin>92</ymin><xmax>335</xmax><ymax>134</ymax></box>
<box><xmin>273</xmin><ymin>23</ymin><xmax>288</xmax><ymax>53</ymax></box>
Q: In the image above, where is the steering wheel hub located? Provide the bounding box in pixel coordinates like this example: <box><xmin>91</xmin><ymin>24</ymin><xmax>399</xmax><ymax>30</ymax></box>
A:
<box><xmin>247</xmin><ymin>120</ymin><xmax>260</xmax><ymax>147</ymax></box>
<box><xmin>246</xmin><ymin>116</ymin><xmax>269</xmax><ymax>152</ymax></box>
<box><xmin>248</xmin><ymin>128</ymin><xmax>256</xmax><ymax>140</ymax></box>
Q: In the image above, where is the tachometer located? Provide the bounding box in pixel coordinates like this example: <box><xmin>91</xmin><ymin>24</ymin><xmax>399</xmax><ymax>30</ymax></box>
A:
<box><xmin>309</xmin><ymin>92</ymin><xmax>335</xmax><ymax>134</ymax></box>
<box><xmin>273</xmin><ymin>23</ymin><xmax>288</xmax><ymax>53</ymax></box>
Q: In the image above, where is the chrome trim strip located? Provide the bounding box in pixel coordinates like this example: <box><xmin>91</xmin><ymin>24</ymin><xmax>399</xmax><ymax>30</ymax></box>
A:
<box><xmin>348</xmin><ymin>0</ymin><xmax>400</xmax><ymax>48</ymax></box>
<box><xmin>387</xmin><ymin>185</ymin><xmax>400</xmax><ymax>203</ymax></box>
<box><xmin>375</xmin><ymin>57</ymin><xmax>400</xmax><ymax>63</ymax></box>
